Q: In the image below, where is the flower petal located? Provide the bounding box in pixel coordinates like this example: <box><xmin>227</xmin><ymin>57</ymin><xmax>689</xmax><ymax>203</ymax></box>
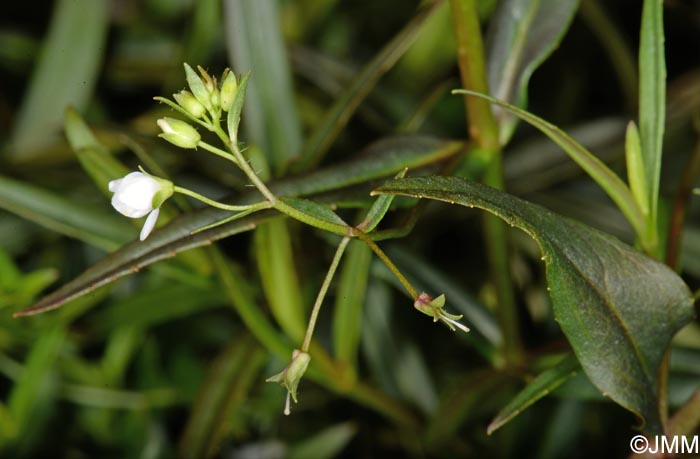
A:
<box><xmin>140</xmin><ymin>208</ymin><xmax>160</xmax><ymax>240</ymax></box>
<box><xmin>108</xmin><ymin>179</ymin><xmax>122</xmax><ymax>192</ymax></box>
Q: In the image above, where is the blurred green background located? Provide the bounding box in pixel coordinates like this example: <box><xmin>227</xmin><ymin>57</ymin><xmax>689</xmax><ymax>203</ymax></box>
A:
<box><xmin>0</xmin><ymin>0</ymin><xmax>699</xmax><ymax>457</ymax></box>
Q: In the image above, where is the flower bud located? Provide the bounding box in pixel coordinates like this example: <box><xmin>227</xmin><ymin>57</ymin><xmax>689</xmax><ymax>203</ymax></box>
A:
<box><xmin>157</xmin><ymin>117</ymin><xmax>201</xmax><ymax>149</ymax></box>
<box><xmin>219</xmin><ymin>69</ymin><xmax>238</xmax><ymax>112</ymax></box>
<box><xmin>266</xmin><ymin>349</ymin><xmax>311</xmax><ymax>415</ymax></box>
<box><xmin>414</xmin><ymin>292</ymin><xmax>470</xmax><ymax>333</ymax></box>
<box><xmin>173</xmin><ymin>90</ymin><xmax>206</xmax><ymax>118</ymax></box>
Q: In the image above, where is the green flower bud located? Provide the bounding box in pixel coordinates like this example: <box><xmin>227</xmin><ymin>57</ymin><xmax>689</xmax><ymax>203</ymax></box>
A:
<box><xmin>266</xmin><ymin>349</ymin><xmax>311</xmax><ymax>415</ymax></box>
<box><xmin>220</xmin><ymin>69</ymin><xmax>238</xmax><ymax>112</ymax></box>
<box><xmin>157</xmin><ymin>117</ymin><xmax>201</xmax><ymax>149</ymax></box>
<box><xmin>173</xmin><ymin>90</ymin><xmax>206</xmax><ymax>119</ymax></box>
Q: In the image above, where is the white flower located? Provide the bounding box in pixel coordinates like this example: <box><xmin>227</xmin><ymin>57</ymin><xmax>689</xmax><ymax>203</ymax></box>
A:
<box><xmin>108</xmin><ymin>172</ymin><xmax>174</xmax><ymax>240</ymax></box>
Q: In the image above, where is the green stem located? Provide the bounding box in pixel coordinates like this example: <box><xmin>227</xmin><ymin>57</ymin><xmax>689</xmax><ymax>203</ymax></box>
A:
<box><xmin>483</xmin><ymin>155</ymin><xmax>523</xmax><ymax>365</ymax></box>
<box><xmin>449</xmin><ymin>0</ymin><xmax>499</xmax><ymax>151</ymax></box>
<box><xmin>450</xmin><ymin>0</ymin><xmax>522</xmax><ymax>365</ymax></box>
<box><xmin>197</xmin><ymin>140</ymin><xmax>239</xmax><ymax>165</ymax></box>
<box><xmin>173</xmin><ymin>186</ymin><xmax>257</xmax><ymax>211</ymax></box>
<box><xmin>356</xmin><ymin>232</ymin><xmax>419</xmax><ymax>300</ymax></box>
<box><xmin>301</xmin><ymin>237</ymin><xmax>350</xmax><ymax>353</ymax></box>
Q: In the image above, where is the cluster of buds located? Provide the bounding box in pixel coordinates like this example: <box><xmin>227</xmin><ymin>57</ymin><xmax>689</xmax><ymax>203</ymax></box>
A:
<box><xmin>155</xmin><ymin>63</ymin><xmax>243</xmax><ymax>150</ymax></box>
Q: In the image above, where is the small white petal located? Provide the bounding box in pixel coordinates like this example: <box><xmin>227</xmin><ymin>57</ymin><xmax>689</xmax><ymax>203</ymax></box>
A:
<box><xmin>140</xmin><ymin>208</ymin><xmax>160</xmax><ymax>240</ymax></box>
<box><xmin>108</xmin><ymin>179</ymin><xmax>122</xmax><ymax>192</ymax></box>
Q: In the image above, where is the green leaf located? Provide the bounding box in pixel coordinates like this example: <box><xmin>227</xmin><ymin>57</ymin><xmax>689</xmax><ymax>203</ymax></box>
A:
<box><xmin>225</xmin><ymin>0</ymin><xmax>302</xmax><ymax>176</ymax></box>
<box><xmin>226</xmin><ymin>71</ymin><xmax>250</xmax><ymax>144</ymax></box>
<box><xmin>375</xmin><ymin>176</ymin><xmax>695</xmax><ymax>432</ymax></box>
<box><xmin>638</xmin><ymin>0</ymin><xmax>666</xmax><ymax>248</ymax></box>
<box><xmin>625</xmin><ymin>121</ymin><xmax>648</xmax><ymax>216</ymax></box>
<box><xmin>486</xmin><ymin>0</ymin><xmax>579</xmax><ymax>144</ymax></box>
<box><xmin>0</xmin><ymin>175</ymin><xmax>132</xmax><ymax>251</ymax></box>
<box><xmin>333</xmin><ymin>240</ymin><xmax>372</xmax><ymax>367</ymax></box>
<box><xmin>8</xmin><ymin>0</ymin><xmax>109</xmax><ymax>161</ymax></box>
<box><xmin>279</xmin><ymin>197</ymin><xmax>349</xmax><ymax>235</ymax></box>
<box><xmin>179</xmin><ymin>335</ymin><xmax>265</xmax><ymax>459</ymax></box>
<box><xmin>294</xmin><ymin>2</ymin><xmax>441</xmax><ymax>171</ymax></box>
<box><xmin>184</xmin><ymin>63</ymin><xmax>212</xmax><ymax>112</ymax></box>
<box><xmin>254</xmin><ymin>220</ymin><xmax>306</xmax><ymax>341</ymax></box>
<box><xmin>356</xmin><ymin>169</ymin><xmax>407</xmax><ymax>232</ymax></box>
<box><xmin>17</xmin><ymin>136</ymin><xmax>461</xmax><ymax>316</ymax></box>
<box><xmin>453</xmin><ymin>90</ymin><xmax>645</xmax><ymax>240</ymax></box>
<box><xmin>64</xmin><ymin>107</ymin><xmax>130</xmax><ymax>195</ymax></box>
<box><xmin>288</xmin><ymin>422</ymin><xmax>357</xmax><ymax>459</ymax></box>
<box><xmin>8</xmin><ymin>327</ymin><xmax>64</xmax><ymax>450</ymax></box>
<box><xmin>487</xmin><ymin>353</ymin><xmax>580</xmax><ymax>434</ymax></box>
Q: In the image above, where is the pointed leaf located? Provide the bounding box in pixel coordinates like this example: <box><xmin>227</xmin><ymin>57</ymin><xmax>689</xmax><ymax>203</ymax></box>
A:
<box><xmin>17</xmin><ymin>136</ymin><xmax>461</xmax><ymax>316</ymax></box>
<box><xmin>8</xmin><ymin>0</ymin><xmax>108</xmax><ymax>161</ymax></box>
<box><xmin>254</xmin><ymin>220</ymin><xmax>306</xmax><ymax>341</ymax></box>
<box><xmin>0</xmin><ymin>175</ymin><xmax>131</xmax><ymax>251</ymax></box>
<box><xmin>487</xmin><ymin>353</ymin><xmax>580</xmax><ymax>434</ymax></box>
<box><xmin>453</xmin><ymin>90</ymin><xmax>645</xmax><ymax>239</ymax></box>
<box><xmin>375</xmin><ymin>176</ymin><xmax>695</xmax><ymax>432</ymax></box>
<box><xmin>225</xmin><ymin>0</ymin><xmax>302</xmax><ymax>175</ymax></box>
<box><xmin>486</xmin><ymin>0</ymin><xmax>579</xmax><ymax>144</ymax></box>
<box><xmin>638</xmin><ymin>0</ymin><xmax>666</xmax><ymax>247</ymax></box>
<box><xmin>226</xmin><ymin>71</ymin><xmax>250</xmax><ymax>143</ymax></box>
<box><xmin>333</xmin><ymin>240</ymin><xmax>372</xmax><ymax>367</ymax></box>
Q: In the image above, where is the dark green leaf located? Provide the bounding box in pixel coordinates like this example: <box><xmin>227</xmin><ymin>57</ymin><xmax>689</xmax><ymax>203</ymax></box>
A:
<box><xmin>486</xmin><ymin>0</ymin><xmax>579</xmax><ymax>144</ymax></box>
<box><xmin>280</xmin><ymin>197</ymin><xmax>349</xmax><ymax>235</ymax></box>
<box><xmin>487</xmin><ymin>353</ymin><xmax>580</xmax><ymax>434</ymax></box>
<box><xmin>375</xmin><ymin>176</ymin><xmax>695</xmax><ymax>432</ymax></box>
<box><xmin>17</xmin><ymin>136</ymin><xmax>460</xmax><ymax>316</ymax></box>
<box><xmin>453</xmin><ymin>90</ymin><xmax>645</xmax><ymax>240</ymax></box>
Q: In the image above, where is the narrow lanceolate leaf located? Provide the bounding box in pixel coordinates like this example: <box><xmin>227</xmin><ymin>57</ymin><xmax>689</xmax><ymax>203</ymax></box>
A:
<box><xmin>8</xmin><ymin>0</ymin><xmax>109</xmax><ymax>161</ymax></box>
<box><xmin>279</xmin><ymin>197</ymin><xmax>349</xmax><ymax>236</ymax></box>
<box><xmin>225</xmin><ymin>0</ymin><xmax>302</xmax><ymax>176</ymax></box>
<box><xmin>180</xmin><ymin>335</ymin><xmax>264</xmax><ymax>459</ymax></box>
<box><xmin>487</xmin><ymin>353</ymin><xmax>580</xmax><ymax>434</ymax></box>
<box><xmin>64</xmin><ymin>107</ymin><xmax>130</xmax><ymax>195</ymax></box>
<box><xmin>294</xmin><ymin>2</ymin><xmax>442</xmax><ymax>171</ymax></box>
<box><xmin>625</xmin><ymin>121</ymin><xmax>648</xmax><ymax>216</ymax></box>
<box><xmin>486</xmin><ymin>0</ymin><xmax>579</xmax><ymax>144</ymax></box>
<box><xmin>375</xmin><ymin>176</ymin><xmax>695</xmax><ymax>433</ymax></box>
<box><xmin>17</xmin><ymin>136</ymin><xmax>460</xmax><ymax>316</ymax></box>
<box><xmin>333</xmin><ymin>240</ymin><xmax>372</xmax><ymax>367</ymax></box>
<box><xmin>226</xmin><ymin>71</ymin><xmax>250</xmax><ymax>144</ymax></box>
<box><xmin>638</xmin><ymin>0</ymin><xmax>666</xmax><ymax>242</ymax></box>
<box><xmin>255</xmin><ymin>220</ymin><xmax>306</xmax><ymax>342</ymax></box>
<box><xmin>0</xmin><ymin>175</ymin><xmax>131</xmax><ymax>251</ymax></box>
<box><xmin>453</xmin><ymin>90</ymin><xmax>645</xmax><ymax>238</ymax></box>
<box><xmin>357</xmin><ymin>169</ymin><xmax>407</xmax><ymax>232</ymax></box>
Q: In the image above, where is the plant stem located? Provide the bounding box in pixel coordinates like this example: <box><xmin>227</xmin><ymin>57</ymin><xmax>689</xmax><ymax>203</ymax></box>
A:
<box><xmin>173</xmin><ymin>186</ymin><xmax>257</xmax><ymax>211</ymax></box>
<box><xmin>665</xmin><ymin>135</ymin><xmax>700</xmax><ymax>269</ymax></box>
<box><xmin>449</xmin><ymin>0</ymin><xmax>499</xmax><ymax>151</ymax></box>
<box><xmin>197</xmin><ymin>140</ymin><xmax>239</xmax><ymax>164</ymax></box>
<box><xmin>301</xmin><ymin>237</ymin><xmax>351</xmax><ymax>353</ymax></box>
<box><xmin>356</xmin><ymin>231</ymin><xmax>419</xmax><ymax>300</ymax></box>
<box><xmin>450</xmin><ymin>0</ymin><xmax>523</xmax><ymax>365</ymax></box>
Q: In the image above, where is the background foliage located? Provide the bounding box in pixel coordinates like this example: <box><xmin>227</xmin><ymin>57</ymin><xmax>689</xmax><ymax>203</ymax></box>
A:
<box><xmin>1</xmin><ymin>0</ymin><xmax>699</xmax><ymax>457</ymax></box>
